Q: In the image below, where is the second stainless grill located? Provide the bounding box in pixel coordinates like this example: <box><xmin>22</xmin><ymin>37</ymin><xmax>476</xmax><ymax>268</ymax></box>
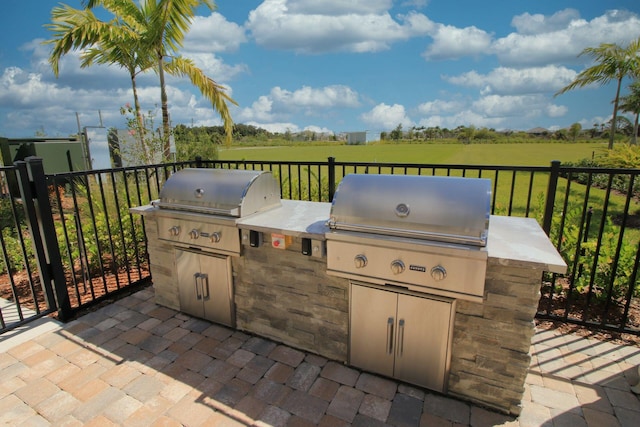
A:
<box><xmin>328</xmin><ymin>174</ymin><xmax>491</xmax><ymax>246</ymax></box>
<box><xmin>326</xmin><ymin>173</ymin><xmax>491</xmax><ymax>302</ymax></box>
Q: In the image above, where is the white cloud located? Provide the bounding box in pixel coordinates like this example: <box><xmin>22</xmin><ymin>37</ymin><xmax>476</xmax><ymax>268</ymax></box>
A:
<box><xmin>414</xmin><ymin>94</ymin><xmax>568</xmax><ymax>130</ymax></box>
<box><xmin>239</xmin><ymin>95</ymin><xmax>276</xmax><ymax>122</ymax></box>
<box><xmin>444</xmin><ymin>66</ymin><xmax>577</xmax><ymax>95</ymax></box>
<box><xmin>422</xmin><ymin>24</ymin><xmax>492</xmax><ymax>60</ymax></box>
<box><xmin>185</xmin><ymin>13</ymin><xmax>247</xmax><ymax>53</ymax></box>
<box><xmin>492</xmin><ymin>9</ymin><xmax>640</xmax><ymax>66</ymax></box>
<box><xmin>286</xmin><ymin>0</ymin><xmax>392</xmax><ymax>15</ymax></box>
<box><xmin>417</xmin><ymin>99</ymin><xmax>465</xmax><ymax>115</ymax></box>
<box><xmin>270</xmin><ymin>85</ymin><xmax>360</xmax><ymax>109</ymax></box>
<box><xmin>245</xmin><ymin>121</ymin><xmax>300</xmax><ymax>134</ymax></box>
<box><xmin>546</xmin><ymin>104</ymin><xmax>569</xmax><ymax>118</ymax></box>
<box><xmin>360</xmin><ymin>103</ymin><xmax>414</xmax><ymax>130</ymax></box>
<box><xmin>511</xmin><ymin>8</ymin><xmax>581</xmax><ymax>35</ymax></box>
<box><xmin>0</xmin><ymin>65</ymin><xmax>233</xmax><ymax>137</ymax></box>
<box><xmin>246</xmin><ymin>0</ymin><xmax>431</xmax><ymax>53</ymax></box>
<box><xmin>418</xmin><ymin>110</ymin><xmax>504</xmax><ymax>130</ymax></box>
<box><xmin>180</xmin><ymin>52</ymin><xmax>248</xmax><ymax>83</ymax></box>
<box><xmin>237</xmin><ymin>84</ymin><xmax>360</xmax><ymax>123</ymax></box>
<box><xmin>401</xmin><ymin>0</ymin><xmax>429</xmax><ymax>8</ymax></box>
<box><xmin>472</xmin><ymin>94</ymin><xmax>554</xmax><ymax>118</ymax></box>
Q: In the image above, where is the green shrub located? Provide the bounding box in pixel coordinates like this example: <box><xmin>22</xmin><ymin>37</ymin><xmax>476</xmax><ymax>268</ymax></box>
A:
<box><xmin>549</xmin><ymin>205</ymin><xmax>640</xmax><ymax>302</ymax></box>
<box><xmin>54</xmin><ymin>177</ymin><xmax>147</xmax><ymax>276</ymax></box>
<box><xmin>0</xmin><ymin>227</ymin><xmax>35</xmax><ymax>275</ymax></box>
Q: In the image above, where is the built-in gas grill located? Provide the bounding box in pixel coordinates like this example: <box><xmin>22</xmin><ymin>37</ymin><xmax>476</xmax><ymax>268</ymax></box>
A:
<box><xmin>153</xmin><ymin>168</ymin><xmax>281</xmax><ymax>255</ymax></box>
<box><xmin>326</xmin><ymin>173</ymin><xmax>491</xmax><ymax>302</ymax></box>
<box><xmin>149</xmin><ymin>168</ymin><xmax>281</xmax><ymax>327</ymax></box>
<box><xmin>326</xmin><ymin>173</ymin><xmax>492</xmax><ymax>393</ymax></box>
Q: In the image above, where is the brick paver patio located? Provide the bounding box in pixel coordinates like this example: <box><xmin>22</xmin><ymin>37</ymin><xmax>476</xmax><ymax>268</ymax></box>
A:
<box><xmin>1</xmin><ymin>286</ymin><xmax>639</xmax><ymax>426</ymax></box>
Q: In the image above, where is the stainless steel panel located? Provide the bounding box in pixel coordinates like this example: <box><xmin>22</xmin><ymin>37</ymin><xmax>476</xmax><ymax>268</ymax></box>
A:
<box><xmin>176</xmin><ymin>249</ymin><xmax>204</xmax><ymax>318</ymax></box>
<box><xmin>349</xmin><ymin>282</ymin><xmax>454</xmax><ymax>393</ymax></box>
<box><xmin>158</xmin><ymin>216</ymin><xmax>241</xmax><ymax>254</ymax></box>
<box><xmin>175</xmin><ymin>249</ymin><xmax>234</xmax><ymax>327</ymax></box>
<box><xmin>329</xmin><ymin>174</ymin><xmax>491</xmax><ymax>246</ymax></box>
<box><xmin>158</xmin><ymin>168</ymin><xmax>281</xmax><ymax>217</ymax></box>
<box><xmin>200</xmin><ymin>254</ymin><xmax>234</xmax><ymax>327</ymax></box>
<box><xmin>350</xmin><ymin>284</ymin><xmax>396</xmax><ymax>377</ymax></box>
<box><xmin>394</xmin><ymin>293</ymin><xmax>453</xmax><ymax>392</ymax></box>
<box><xmin>326</xmin><ymin>237</ymin><xmax>487</xmax><ymax>300</ymax></box>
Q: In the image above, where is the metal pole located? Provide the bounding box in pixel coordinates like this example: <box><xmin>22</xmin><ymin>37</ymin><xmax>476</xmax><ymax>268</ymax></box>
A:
<box><xmin>328</xmin><ymin>156</ymin><xmax>336</xmax><ymax>202</ymax></box>
<box><xmin>542</xmin><ymin>160</ymin><xmax>561</xmax><ymax>235</ymax></box>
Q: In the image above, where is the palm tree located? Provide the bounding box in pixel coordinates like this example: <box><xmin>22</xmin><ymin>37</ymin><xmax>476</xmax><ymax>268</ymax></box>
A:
<box><xmin>46</xmin><ymin>0</ymin><xmax>236</xmax><ymax>162</ymax></box>
<box><xmin>103</xmin><ymin>0</ymin><xmax>237</xmax><ymax>158</ymax></box>
<box><xmin>619</xmin><ymin>81</ymin><xmax>640</xmax><ymax>145</ymax></box>
<box><xmin>46</xmin><ymin>3</ymin><xmax>156</xmax><ymax>163</ymax></box>
<box><xmin>555</xmin><ymin>37</ymin><xmax>640</xmax><ymax>149</ymax></box>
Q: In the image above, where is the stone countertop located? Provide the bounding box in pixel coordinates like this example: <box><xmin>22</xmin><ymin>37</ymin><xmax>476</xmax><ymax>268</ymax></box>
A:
<box><xmin>132</xmin><ymin>200</ymin><xmax>566</xmax><ymax>274</ymax></box>
<box><xmin>236</xmin><ymin>199</ymin><xmax>331</xmax><ymax>238</ymax></box>
<box><xmin>487</xmin><ymin>215</ymin><xmax>567</xmax><ymax>274</ymax></box>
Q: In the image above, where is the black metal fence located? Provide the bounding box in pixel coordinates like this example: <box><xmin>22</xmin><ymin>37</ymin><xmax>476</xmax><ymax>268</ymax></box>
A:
<box><xmin>1</xmin><ymin>156</ymin><xmax>639</xmax><ymax>336</ymax></box>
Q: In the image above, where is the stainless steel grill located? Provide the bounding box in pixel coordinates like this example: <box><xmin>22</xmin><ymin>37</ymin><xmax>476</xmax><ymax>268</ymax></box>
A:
<box><xmin>326</xmin><ymin>173</ymin><xmax>492</xmax><ymax>393</ymax></box>
<box><xmin>326</xmin><ymin>173</ymin><xmax>491</xmax><ymax>302</ymax></box>
<box><xmin>147</xmin><ymin>168</ymin><xmax>282</xmax><ymax>328</ymax></box>
<box><xmin>155</xmin><ymin>168</ymin><xmax>281</xmax><ymax>218</ymax></box>
<box><xmin>152</xmin><ymin>168</ymin><xmax>281</xmax><ymax>255</ymax></box>
<box><xmin>328</xmin><ymin>174</ymin><xmax>490</xmax><ymax>246</ymax></box>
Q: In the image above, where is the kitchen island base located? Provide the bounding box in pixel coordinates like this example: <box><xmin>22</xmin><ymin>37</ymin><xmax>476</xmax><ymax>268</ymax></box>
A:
<box><xmin>135</xmin><ymin>200</ymin><xmax>565</xmax><ymax>416</ymax></box>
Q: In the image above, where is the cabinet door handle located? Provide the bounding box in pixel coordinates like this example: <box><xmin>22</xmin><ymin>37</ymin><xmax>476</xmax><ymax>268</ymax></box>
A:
<box><xmin>387</xmin><ymin>317</ymin><xmax>394</xmax><ymax>355</ymax></box>
<box><xmin>194</xmin><ymin>273</ymin><xmax>202</xmax><ymax>300</ymax></box>
<box><xmin>398</xmin><ymin>319</ymin><xmax>405</xmax><ymax>357</ymax></box>
<box><xmin>201</xmin><ymin>273</ymin><xmax>210</xmax><ymax>300</ymax></box>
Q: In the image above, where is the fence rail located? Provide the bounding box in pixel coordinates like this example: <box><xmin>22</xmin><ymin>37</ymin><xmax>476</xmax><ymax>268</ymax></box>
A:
<box><xmin>1</xmin><ymin>156</ymin><xmax>639</xmax><ymax>336</ymax></box>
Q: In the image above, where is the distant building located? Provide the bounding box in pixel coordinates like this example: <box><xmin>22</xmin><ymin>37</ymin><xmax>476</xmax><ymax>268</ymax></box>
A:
<box><xmin>345</xmin><ymin>131</ymin><xmax>380</xmax><ymax>145</ymax></box>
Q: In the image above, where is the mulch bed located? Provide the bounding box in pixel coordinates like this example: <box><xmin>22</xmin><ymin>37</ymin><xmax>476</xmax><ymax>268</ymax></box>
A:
<box><xmin>0</xmin><ymin>264</ymin><xmax>149</xmax><ymax>316</ymax></box>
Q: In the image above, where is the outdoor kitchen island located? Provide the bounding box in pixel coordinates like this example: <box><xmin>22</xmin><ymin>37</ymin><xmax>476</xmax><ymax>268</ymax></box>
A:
<box><xmin>135</xmin><ymin>196</ymin><xmax>566</xmax><ymax>416</ymax></box>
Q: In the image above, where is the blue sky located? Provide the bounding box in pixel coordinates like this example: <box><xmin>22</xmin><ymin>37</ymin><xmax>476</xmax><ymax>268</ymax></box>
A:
<box><xmin>1</xmin><ymin>0</ymin><xmax>639</xmax><ymax>138</ymax></box>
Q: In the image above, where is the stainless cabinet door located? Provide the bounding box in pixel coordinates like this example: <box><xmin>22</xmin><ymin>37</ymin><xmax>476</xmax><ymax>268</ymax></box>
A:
<box><xmin>394</xmin><ymin>293</ymin><xmax>453</xmax><ymax>392</ymax></box>
<box><xmin>350</xmin><ymin>284</ymin><xmax>397</xmax><ymax>377</ymax></box>
<box><xmin>176</xmin><ymin>249</ymin><xmax>205</xmax><ymax>318</ymax></box>
<box><xmin>200</xmin><ymin>254</ymin><xmax>233</xmax><ymax>327</ymax></box>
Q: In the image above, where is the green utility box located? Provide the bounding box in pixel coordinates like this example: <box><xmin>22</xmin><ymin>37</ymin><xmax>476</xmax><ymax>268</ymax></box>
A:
<box><xmin>0</xmin><ymin>136</ymin><xmax>90</xmax><ymax>196</ymax></box>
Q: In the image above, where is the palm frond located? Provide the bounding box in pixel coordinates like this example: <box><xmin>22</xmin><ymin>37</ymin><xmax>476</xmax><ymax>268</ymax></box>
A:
<box><xmin>166</xmin><ymin>56</ymin><xmax>237</xmax><ymax>146</ymax></box>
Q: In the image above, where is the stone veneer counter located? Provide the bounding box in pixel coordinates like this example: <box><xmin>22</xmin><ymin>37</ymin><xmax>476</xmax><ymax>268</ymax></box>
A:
<box><xmin>235</xmin><ymin>199</ymin><xmax>331</xmax><ymax>238</ymax></box>
<box><xmin>134</xmin><ymin>200</ymin><xmax>566</xmax><ymax>415</ymax></box>
<box><xmin>235</xmin><ymin>201</ymin><xmax>566</xmax><ymax>414</ymax></box>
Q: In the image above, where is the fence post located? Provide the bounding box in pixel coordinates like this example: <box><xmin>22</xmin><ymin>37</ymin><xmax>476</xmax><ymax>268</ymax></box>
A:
<box><xmin>15</xmin><ymin>157</ymin><xmax>72</xmax><ymax>321</ymax></box>
<box><xmin>328</xmin><ymin>157</ymin><xmax>336</xmax><ymax>201</ymax></box>
<box><xmin>195</xmin><ymin>156</ymin><xmax>203</xmax><ymax>168</ymax></box>
<box><xmin>542</xmin><ymin>160</ymin><xmax>561</xmax><ymax>235</ymax></box>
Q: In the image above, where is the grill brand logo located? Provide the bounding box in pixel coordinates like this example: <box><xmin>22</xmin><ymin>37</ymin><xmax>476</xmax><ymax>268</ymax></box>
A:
<box><xmin>409</xmin><ymin>265</ymin><xmax>426</xmax><ymax>272</ymax></box>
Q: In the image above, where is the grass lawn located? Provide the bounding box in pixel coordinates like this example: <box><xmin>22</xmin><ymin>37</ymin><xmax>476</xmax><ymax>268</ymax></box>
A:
<box><xmin>219</xmin><ymin>142</ymin><xmax>609</xmax><ymax>166</ymax></box>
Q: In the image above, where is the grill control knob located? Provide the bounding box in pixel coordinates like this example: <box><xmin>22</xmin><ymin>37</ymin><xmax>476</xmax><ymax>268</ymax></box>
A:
<box><xmin>210</xmin><ymin>232</ymin><xmax>221</xmax><ymax>243</ymax></box>
<box><xmin>390</xmin><ymin>259</ymin><xmax>405</xmax><ymax>275</ymax></box>
<box><xmin>354</xmin><ymin>254</ymin><xmax>367</xmax><ymax>268</ymax></box>
<box><xmin>431</xmin><ymin>265</ymin><xmax>447</xmax><ymax>281</ymax></box>
<box><xmin>189</xmin><ymin>229</ymin><xmax>200</xmax><ymax>240</ymax></box>
<box><xmin>168</xmin><ymin>226</ymin><xmax>180</xmax><ymax>237</ymax></box>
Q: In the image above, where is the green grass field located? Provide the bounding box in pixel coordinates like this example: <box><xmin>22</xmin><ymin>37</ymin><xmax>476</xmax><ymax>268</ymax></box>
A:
<box><xmin>218</xmin><ymin>141</ymin><xmax>639</xmax><ymax>246</ymax></box>
<box><xmin>219</xmin><ymin>142</ymin><xmax>609</xmax><ymax>166</ymax></box>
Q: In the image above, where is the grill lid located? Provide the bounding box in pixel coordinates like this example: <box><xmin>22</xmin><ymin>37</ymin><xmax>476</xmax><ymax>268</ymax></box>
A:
<box><xmin>328</xmin><ymin>174</ymin><xmax>491</xmax><ymax>246</ymax></box>
<box><xmin>156</xmin><ymin>168</ymin><xmax>281</xmax><ymax>217</ymax></box>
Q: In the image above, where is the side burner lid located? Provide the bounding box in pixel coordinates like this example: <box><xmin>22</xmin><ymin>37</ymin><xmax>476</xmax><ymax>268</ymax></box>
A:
<box><xmin>328</xmin><ymin>174</ymin><xmax>491</xmax><ymax>246</ymax></box>
<box><xmin>156</xmin><ymin>168</ymin><xmax>281</xmax><ymax>217</ymax></box>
